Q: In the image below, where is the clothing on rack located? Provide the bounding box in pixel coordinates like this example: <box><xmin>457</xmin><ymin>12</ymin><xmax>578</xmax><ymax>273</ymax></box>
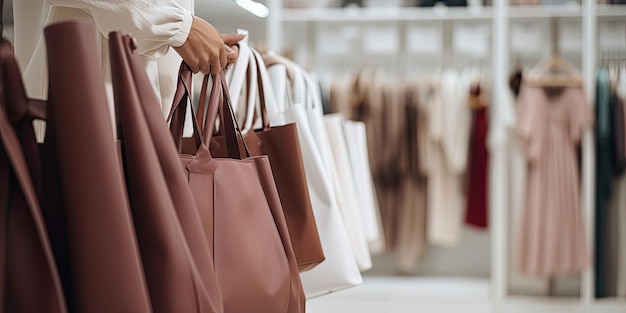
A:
<box><xmin>516</xmin><ymin>84</ymin><xmax>591</xmax><ymax>277</ymax></box>
<box><xmin>595</xmin><ymin>63</ymin><xmax>626</xmax><ymax>298</ymax></box>
<box><xmin>426</xmin><ymin>70</ymin><xmax>474</xmax><ymax>247</ymax></box>
<box><xmin>617</xmin><ymin>66</ymin><xmax>626</xmax><ymax>297</ymax></box>
<box><xmin>465</xmin><ymin>104</ymin><xmax>489</xmax><ymax>229</ymax></box>
<box><xmin>596</xmin><ymin>68</ymin><xmax>614</xmax><ymax>297</ymax></box>
<box><xmin>328</xmin><ymin>69</ymin><xmax>489</xmax><ymax>272</ymax></box>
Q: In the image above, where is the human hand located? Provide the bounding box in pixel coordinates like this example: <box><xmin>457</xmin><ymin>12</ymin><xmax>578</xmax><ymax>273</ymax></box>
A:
<box><xmin>222</xmin><ymin>33</ymin><xmax>244</xmax><ymax>67</ymax></box>
<box><xmin>173</xmin><ymin>17</ymin><xmax>244</xmax><ymax>75</ymax></box>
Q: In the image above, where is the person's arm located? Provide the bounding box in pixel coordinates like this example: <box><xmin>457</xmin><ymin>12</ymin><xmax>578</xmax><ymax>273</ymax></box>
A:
<box><xmin>172</xmin><ymin>16</ymin><xmax>244</xmax><ymax>74</ymax></box>
<box><xmin>46</xmin><ymin>0</ymin><xmax>244</xmax><ymax>74</ymax></box>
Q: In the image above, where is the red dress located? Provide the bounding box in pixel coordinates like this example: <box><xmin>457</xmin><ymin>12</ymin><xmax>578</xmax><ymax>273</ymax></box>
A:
<box><xmin>465</xmin><ymin>106</ymin><xmax>489</xmax><ymax>229</ymax></box>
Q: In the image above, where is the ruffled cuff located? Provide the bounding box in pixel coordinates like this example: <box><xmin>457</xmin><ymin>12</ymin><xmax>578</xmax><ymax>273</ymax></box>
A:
<box><xmin>169</xmin><ymin>9</ymin><xmax>193</xmax><ymax>48</ymax></box>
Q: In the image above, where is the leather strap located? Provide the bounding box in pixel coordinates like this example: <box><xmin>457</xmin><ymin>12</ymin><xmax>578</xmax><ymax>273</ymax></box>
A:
<box><xmin>203</xmin><ymin>72</ymin><xmax>251</xmax><ymax>159</ymax></box>
<box><xmin>1</xmin><ymin>42</ymin><xmax>46</xmax><ymax>197</ymax></box>
<box><xmin>251</xmin><ymin>50</ymin><xmax>271</xmax><ymax>131</ymax></box>
<box><xmin>197</xmin><ymin>74</ymin><xmax>210</xmax><ymax>136</ymax></box>
<box><xmin>167</xmin><ymin>63</ymin><xmax>203</xmax><ymax>152</ymax></box>
<box><xmin>168</xmin><ymin>66</ymin><xmax>251</xmax><ymax>159</ymax></box>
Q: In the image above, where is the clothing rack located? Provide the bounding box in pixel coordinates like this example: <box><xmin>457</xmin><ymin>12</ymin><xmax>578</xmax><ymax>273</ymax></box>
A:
<box><xmin>600</xmin><ymin>48</ymin><xmax>626</xmax><ymax>61</ymax></box>
<box><xmin>257</xmin><ymin>1</ymin><xmax>626</xmax><ymax>311</ymax></box>
<box><xmin>550</xmin><ymin>16</ymin><xmax>560</xmax><ymax>57</ymax></box>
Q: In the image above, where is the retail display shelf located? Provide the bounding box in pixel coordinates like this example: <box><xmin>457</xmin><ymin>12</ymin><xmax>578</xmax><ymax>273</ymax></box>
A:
<box><xmin>503</xmin><ymin>296</ymin><xmax>626</xmax><ymax>313</ymax></box>
<box><xmin>597</xmin><ymin>4</ymin><xmax>626</xmax><ymax>17</ymax></box>
<box><xmin>280</xmin><ymin>7</ymin><xmax>493</xmax><ymax>22</ymax></box>
<box><xmin>508</xmin><ymin>4</ymin><xmax>583</xmax><ymax>19</ymax></box>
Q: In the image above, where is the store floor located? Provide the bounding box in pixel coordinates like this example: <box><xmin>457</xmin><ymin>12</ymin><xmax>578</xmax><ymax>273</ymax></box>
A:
<box><xmin>305</xmin><ymin>276</ymin><xmax>626</xmax><ymax>312</ymax></box>
<box><xmin>306</xmin><ymin>276</ymin><xmax>491</xmax><ymax>313</ymax></box>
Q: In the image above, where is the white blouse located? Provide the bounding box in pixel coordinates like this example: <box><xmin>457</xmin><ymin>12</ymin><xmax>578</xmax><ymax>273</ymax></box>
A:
<box><xmin>13</xmin><ymin>0</ymin><xmax>194</xmax><ymax>137</ymax></box>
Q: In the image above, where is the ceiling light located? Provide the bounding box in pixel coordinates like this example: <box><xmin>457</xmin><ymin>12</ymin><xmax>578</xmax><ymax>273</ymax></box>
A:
<box><xmin>235</xmin><ymin>0</ymin><xmax>270</xmax><ymax>18</ymax></box>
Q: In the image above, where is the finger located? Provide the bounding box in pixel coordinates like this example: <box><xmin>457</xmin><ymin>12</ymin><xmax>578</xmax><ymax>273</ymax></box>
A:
<box><xmin>199</xmin><ymin>61</ymin><xmax>211</xmax><ymax>75</ymax></box>
<box><xmin>190</xmin><ymin>62</ymin><xmax>201</xmax><ymax>74</ymax></box>
<box><xmin>219</xmin><ymin>48</ymin><xmax>227</xmax><ymax>70</ymax></box>
<box><xmin>211</xmin><ymin>55</ymin><xmax>222</xmax><ymax>75</ymax></box>
<box><xmin>226</xmin><ymin>53</ymin><xmax>238</xmax><ymax>65</ymax></box>
<box><xmin>221</xmin><ymin>33</ymin><xmax>246</xmax><ymax>45</ymax></box>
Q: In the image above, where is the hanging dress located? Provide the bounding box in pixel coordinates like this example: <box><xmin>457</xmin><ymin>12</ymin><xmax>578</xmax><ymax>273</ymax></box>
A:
<box><xmin>427</xmin><ymin>70</ymin><xmax>473</xmax><ymax>247</ymax></box>
<box><xmin>595</xmin><ymin>69</ymin><xmax>613</xmax><ymax>296</ymax></box>
<box><xmin>466</xmin><ymin>104</ymin><xmax>489</xmax><ymax>229</ymax></box>
<box><xmin>516</xmin><ymin>84</ymin><xmax>592</xmax><ymax>277</ymax></box>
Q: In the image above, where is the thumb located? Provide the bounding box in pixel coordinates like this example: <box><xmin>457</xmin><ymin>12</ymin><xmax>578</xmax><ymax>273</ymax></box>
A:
<box><xmin>221</xmin><ymin>33</ymin><xmax>246</xmax><ymax>45</ymax></box>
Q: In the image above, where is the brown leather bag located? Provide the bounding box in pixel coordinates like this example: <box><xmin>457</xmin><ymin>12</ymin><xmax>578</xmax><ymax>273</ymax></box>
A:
<box><xmin>170</xmin><ymin>71</ymin><xmax>306</xmax><ymax>313</ymax></box>
<box><xmin>209</xmin><ymin>49</ymin><xmax>324</xmax><ymax>272</ymax></box>
<box><xmin>108</xmin><ymin>31</ymin><xmax>223</xmax><ymax>313</ymax></box>
<box><xmin>44</xmin><ymin>21</ymin><xmax>152</xmax><ymax>312</ymax></box>
<box><xmin>0</xmin><ymin>38</ymin><xmax>67</xmax><ymax>313</ymax></box>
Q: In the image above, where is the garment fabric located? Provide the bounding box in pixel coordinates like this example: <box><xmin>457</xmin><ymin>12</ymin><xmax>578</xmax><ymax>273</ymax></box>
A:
<box><xmin>595</xmin><ymin>68</ymin><xmax>613</xmax><ymax>297</ymax></box>
<box><xmin>611</xmin><ymin>93</ymin><xmax>626</xmax><ymax>175</ymax></box>
<box><xmin>330</xmin><ymin>72</ymin><xmax>429</xmax><ymax>271</ymax></box>
<box><xmin>602</xmin><ymin>67</ymin><xmax>626</xmax><ymax>298</ymax></box>
<box><xmin>393</xmin><ymin>82</ymin><xmax>428</xmax><ymax>273</ymax></box>
<box><xmin>13</xmin><ymin>0</ymin><xmax>193</xmax><ymax>135</ymax></box>
<box><xmin>516</xmin><ymin>85</ymin><xmax>592</xmax><ymax>277</ymax></box>
<box><xmin>375</xmin><ymin>79</ymin><xmax>405</xmax><ymax>249</ymax></box>
<box><xmin>617</xmin><ymin>66</ymin><xmax>626</xmax><ymax>297</ymax></box>
<box><xmin>426</xmin><ymin>70</ymin><xmax>473</xmax><ymax>247</ymax></box>
<box><xmin>465</xmin><ymin>105</ymin><xmax>489</xmax><ymax>229</ymax></box>
<box><xmin>606</xmin><ymin>88</ymin><xmax>626</xmax><ymax>297</ymax></box>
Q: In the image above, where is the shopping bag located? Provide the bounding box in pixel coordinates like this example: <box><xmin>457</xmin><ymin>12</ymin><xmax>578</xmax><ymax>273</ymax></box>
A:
<box><xmin>44</xmin><ymin>21</ymin><xmax>151</xmax><ymax>312</ymax></box>
<box><xmin>210</xmin><ymin>48</ymin><xmax>325</xmax><ymax>272</ymax></box>
<box><xmin>109</xmin><ymin>31</ymin><xmax>224</xmax><ymax>313</ymax></box>
<box><xmin>323</xmin><ymin>114</ymin><xmax>373</xmax><ymax>271</ymax></box>
<box><xmin>0</xmin><ymin>38</ymin><xmax>67</xmax><ymax>313</ymax></box>
<box><xmin>170</xmin><ymin>70</ymin><xmax>305</xmax><ymax>313</ymax></box>
<box><xmin>266</xmin><ymin>57</ymin><xmax>363</xmax><ymax>298</ymax></box>
<box><xmin>342</xmin><ymin>120</ymin><xmax>385</xmax><ymax>255</ymax></box>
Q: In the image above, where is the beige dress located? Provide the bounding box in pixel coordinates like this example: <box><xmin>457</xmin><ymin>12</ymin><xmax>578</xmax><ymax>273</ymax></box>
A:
<box><xmin>394</xmin><ymin>81</ymin><xmax>429</xmax><ymax>273</ymax></box>
<box><xmin>516</xmin><ymin>86</ymin><xmax>592</xmax><ymax>277</ymax></box>
<box><xmin>426</xmin><ymin>70</ymin><xmax>473</xmax><ymax>247</ymax></box>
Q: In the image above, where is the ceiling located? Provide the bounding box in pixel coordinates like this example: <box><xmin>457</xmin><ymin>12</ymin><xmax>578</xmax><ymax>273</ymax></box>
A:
<box><xmin>195</xmin><ymin>0</ymin><xmax>268</xmax><ymax>22</ymax></box>
<box><xmin>195</xmin><ymin>0</ymin><xmax>268</xmax><ymax>44</ymax></box>
<box><xmin>1</xmin><ymin>0</ymin><xmax>266</xmax><ymax>25</ymax></box>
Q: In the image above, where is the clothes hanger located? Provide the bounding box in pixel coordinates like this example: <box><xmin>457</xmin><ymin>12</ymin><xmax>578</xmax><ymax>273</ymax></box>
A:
<box><xmin>525</xmin><ymin>18</ymin><xmax>583</xmax><ymax>89</ymax></box>
<box><xmin>468</xmin><ymin>70</ymin><xmax>489</xmax><ymax>109</ymax></box>
<box><xmin>525</xmin><ymin>53</ymin><xmax>583</xmax><ymax>88</ymax></box>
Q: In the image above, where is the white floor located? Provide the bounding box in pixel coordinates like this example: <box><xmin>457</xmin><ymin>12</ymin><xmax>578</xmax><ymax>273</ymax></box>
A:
<box><xmin>305</xmin><ymin>276</ymin><xmax>626</xmax><ymax>313</ymax></box>
<box><xmin>306</xmin><ymin>276</ymin><xmax>492</xmax><ymax>313</ymax></box>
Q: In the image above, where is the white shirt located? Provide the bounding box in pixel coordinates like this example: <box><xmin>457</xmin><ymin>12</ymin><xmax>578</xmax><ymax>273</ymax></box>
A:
<box><xmin>13</xmin><ymin>0</ymin><xmax>194</xmax><ymax>135</ymax></box>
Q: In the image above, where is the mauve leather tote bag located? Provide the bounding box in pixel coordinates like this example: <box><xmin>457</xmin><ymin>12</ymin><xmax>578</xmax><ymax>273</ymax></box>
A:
<box><xmin>170</xmin><ymin>71</ymin><xmax>305</xmax><ymax>313</ymax></box>
<box><xmin>109</xmin><ymin>31</ymin><xmax>224</xmax><ymax>313</ymax></box>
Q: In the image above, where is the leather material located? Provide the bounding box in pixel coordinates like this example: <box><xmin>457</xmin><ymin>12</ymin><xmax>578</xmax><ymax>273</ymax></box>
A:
<box><xmin>209</xmin><ymin>49</ymin><xmax>324</xmax><ymax>272</ymax></box>
<box><xmin>44</xmin><ymin>21</ymin><xmax>152</xmax><ymax>312</ymax></box>
<box><xmin>323</xmin><ymin>114</ymin><xmax>373</xmax><ymax>271</ymax></box>
<box><xmin>0</xmin><ymin>39</ymin><xmax>67</xmax><ymax>313</ymax></box>
<box><xmin>170</xmin><ymin>70</ymin><xmax>305</xmax><ymax>313</ymax></box>
<box><xmin>108</xmin><ymin>31</ymin><xmax>223</xmax><ymax>313</ymax></box>
<box><xmin>265</xmin><ymin>60</ymin><xmax>362</xmax><ymax>298</ymax></box>
<box><xmin>342</xmin><ymin>120</ymin><xmax>385</xmax><ymax>255</ymax></box>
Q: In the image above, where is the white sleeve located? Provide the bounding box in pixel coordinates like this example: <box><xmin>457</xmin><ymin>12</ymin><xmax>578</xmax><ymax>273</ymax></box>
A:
<box><xmin>46</xmin><ymin>0</ymin><xmax>193</xmax><ymax>56</ymax></box>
